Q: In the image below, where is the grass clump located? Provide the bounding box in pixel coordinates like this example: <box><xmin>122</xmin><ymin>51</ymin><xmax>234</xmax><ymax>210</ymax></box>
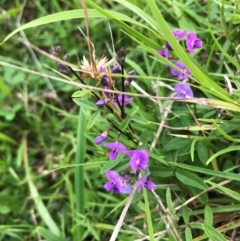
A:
<box><xmin>1</xmin><ymin>0</ymin><xmax>240</xmax><ymax>240</ymax></box>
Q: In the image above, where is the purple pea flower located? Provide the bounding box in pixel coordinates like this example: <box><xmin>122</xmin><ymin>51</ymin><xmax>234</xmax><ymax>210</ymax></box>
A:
<box><xmin>104</xmin><ymin>171</ymin><xmax>132</xmax><ymax>194</ymax></box>
<box><xmin>128</xmin><ymin>149</ymin><xmax>149</xmax><ymax>173</ymax></box>
<box><xmin>166</xmin><ymin>29</ymin><xmax>188</xmax><ymax>50</ymax></box>
<box><xmin>170</xmin><ymin>61</ymin><xmax>191</xmax><ymax>80</ymax></box>
<box><xmin>96</xmin><ymin>99</ymin><xmax>105</xmax><ymax>107</ymax></box>
<box><xmin>186</xmin><ymin>32</ymin><xmax>202</xmax><ymax>54</ymax></box>
<box><xmin>119</xmin><ymin>174</ymin><xmax>132</xmax><ymax>194</ymax></box>
<box><xmin>138</xmin><ymin>173</ymin><xmax>155</xmax><ymax>193</ymax></box>
<box><xmin>104</xmin><ymin>170</ymin><xmax>121</xmax><ymax>193</ymax></box>
<box><xmin>104</xmin><ymin>141</ymin><xmax>128</xmax><ymax>160</ymax></box>
<box><xmin>57</xmin><ymin>63</ymin><xmax>68</xmax><ymax>74</ymax></box>
<box><xmin>96</xmin><ymin>96</ymin><xmax>111</xmax><ymax>107</ymax></box>
<box><xmin>165</xmin><ymin>41</ymin><xmax>173</xmax><ymax>51</ymax></box>
<box><xmin>114</xmin><ymin>94</ymin><xmax>133</xmax><ymax>107</ymax></box>
<box><xmin>101</xmin><ymin>76</ymin><xmax>109</xmax><ymax>86</ymax></box>
<box><xmin>99</xmin><ymin>66</ymin><xmax>106</xmax><ymax>73</ymax></box>
<box><xmin>95</xmin><ymin>131</ymin><xmax>108</xmax><ymax>144</ymax></box>
<box><xmin>99</xmin><ymin>66</ymin><xmax>109</xmax><ymax>86</ymax></box>
<box><xmin>172</xmin><ymin>29</ymin><xmax>188</xmax><ymax>40</ymax></box>
<box><xmin>175</xmin><ymin>83</ymin><xmax>193</xmax><ymax>98</ymax></box>
<box><xmin>112</xmin><ymin>64</ymin><xmax>120</xmax><ymax>73</ymax></box>
<box><xmin>157</xmin><ymin>48</ymin><xmax>169</xmax><ymax>59</ymax></box>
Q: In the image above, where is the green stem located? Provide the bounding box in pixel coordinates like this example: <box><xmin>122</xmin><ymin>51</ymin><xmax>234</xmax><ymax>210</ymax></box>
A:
<box><xmin>75</xmin><ymin>105</ymin><xmax>86</xmax><ymax>240</ymax></box>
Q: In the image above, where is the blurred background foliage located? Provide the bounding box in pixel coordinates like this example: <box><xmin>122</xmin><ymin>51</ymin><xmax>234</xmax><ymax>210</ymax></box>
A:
<box><xmin>1</xmin><ymin>0</ymin><xmax>240</xmax><ymax>240</ymax></box>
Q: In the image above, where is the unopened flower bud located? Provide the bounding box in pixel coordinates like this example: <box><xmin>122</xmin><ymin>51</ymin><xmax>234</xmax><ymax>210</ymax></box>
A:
<box><xmin>57</xmin><ymin>63</ymin><xmax>68</xmax><ymax>74</ymax></box>
<box><xmin>101</xmin><ymin>76</ymin><xmax>109</xmax><ymax>86</ymax></box>
<box><xmin>95</xmin><ymin>131</ymin><xmax>108</xmax><ymax>144</ymax></box>
<box><xmin>116</xmin><ymin>47</ymin><xmax>128</xmax><ymax>65</ymax></box>
<box><xmin>111</xmin><ymin>64</ymin><xmax>120</xmax><ymax>73</ymax></box>
<box><xmin>166</xmin><ymin>42</ymin><xmax>173</xmax><ymax>51</ymax></box>
<box><xmin>96</xmin><ymin>97</ymin><xmax>111</xmax><ymax>107</ymax></box>
<box><xmin>96</xmin><ymin>99</ymin><xmax>105</xmax><ymax>107</ymax></box>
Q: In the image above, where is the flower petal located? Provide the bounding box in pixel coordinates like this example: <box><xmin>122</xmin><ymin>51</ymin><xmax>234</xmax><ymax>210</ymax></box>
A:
<box><xmin>105</xmin><ymin>170</ymin><xmax>120</xmax><ymax>180</ymax></box>
<box><xmin>104</xmin><ymin>181</ymin><xmax>114</xmax><ymax>191</ymax></box>
<box><xmin>145</xmin><ymin>181</ymin><xmax>155</xmax><ymax>190</ymax></box>
<box><xmin>109</xmin><ymin>149</ymin><xmax>118</xmax><ymax>160</ymax></box>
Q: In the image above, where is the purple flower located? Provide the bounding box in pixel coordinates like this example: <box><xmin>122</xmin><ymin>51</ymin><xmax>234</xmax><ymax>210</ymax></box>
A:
<box><xmin>104</xmin><ymin>171</ymin><xmax>132</xmax><ymax>194</ymax></box>
<box><xmin>57</xmin><ymin>63</ymin><xmax>68</xmax><ymax>74</ymax></box>
<box><xmin>104</xmin><ymin>141</ymin><xmax>128</xmax><ymax>160</ymax></box>
<box><xmin>172</xmin><ymin>29</ymin><xmax>188</xmax><ymax>40</ymax></box>
<box><xmin>119</xmin><ymin>175</ymin><xmax>132</xmax><ymax>194</ymax></box>
<box><xmin>175</xmin><ymin>83</ymin><xmax>193</xmax><ymax>98</ymax></box>
<box><xmin>186</xmin><ymin>32</ymin><xmax>202</xmax><ymax>54</ymax></box>
<box><xmin>114</xmin><ymin>94</ymin><xmax>133</xmax><ymax>107</ymax></box>
<box><xmin>96</xmin><ymin>99</ymin><xmax>105</xmax><ymax>107</ymax></box>
<box><xmin>99</xmin><ymin>67</ymin><xmax>109</xmax><ymax>86</ymax></box>
<box><xmin>128</xmin><ymin>149</ymin><xmax>149</xmax><ymax>173</ymax></box>
<box><xmin>96</xmin><ymin>97</ymin><xmax>111</xmax><ymax>107</ymax></box>
<box><xmin>112</xmin><ymin>64</ymin><xmax>120</xmax><ymax>73</ymax></box>
<box><xmin>165</xmin><ymin>29</ymin><xmax>187</xmax><ymax>50</ymax></box>
<box><xmin>138</xmin><ymin>173</ymin><xmax>155</xmax><ymax>193</ymax></box>
<box><xmin>99</xmin><ymin>66</ymin><xmax>106</xmax><ymax>73</ymax></box>
<box><xmin>95</xmin><ymin>131</ymin><xmax>108</xmax><ymax>144</ymax></box>
<box><xmin>165</xmin><ymin>41</ymin><xmax>173</xmax><ymax>51</ymax></box>
<box><xmin>157</xmin><ymin>48</ymin><xmax>169</xmax><ymax>59</ymax></box>
<box><xmin>104</xmin><ymin>170</ymin><xmax>121</xmax><ymax>193</ymax></box>
<box><xmin>170</xmin><ymin>61</ymin><xmax>191</xmax><ymax>80</ymax></box>
<box><xmin>101</xmin><ymin>76</ymin><xmax>109</xmax><ymax>86</ymax></box>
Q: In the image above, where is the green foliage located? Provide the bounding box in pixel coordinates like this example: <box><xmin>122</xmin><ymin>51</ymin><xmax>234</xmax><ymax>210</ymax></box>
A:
<box><xmin>1</xmin><ymin>0</ymin><xmax>240</xmax><ymax>240</ymax></box>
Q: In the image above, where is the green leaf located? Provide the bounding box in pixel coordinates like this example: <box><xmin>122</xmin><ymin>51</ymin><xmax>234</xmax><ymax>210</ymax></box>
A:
<box><xmin>176</xmin><ymin>170</ymin><xmax>208</xmax><ymax>190</ymax></box>
<box><xmin>120</xmin><ymin>117</ymin><xmax>130</xmax><ymax>131</ymax></box>
<box><xmin>213</xmin><ymin>121</ymin><xmax>240</xmax><ymax>143</ymax></box>
<box><xmin>202</xmin><ymin>224</ymin><xmax>226</xmax><ymax>241</ymax></box>
<box><xmin>0</xmin><ymin>132</ymin><xmax>17</xmax><ymax>144</ymax></box>
<box><xmin>182</xmin><ymin>203</ymin><xmax>189</xmax><ymax>224</ymax></box>
<box><xmin>130</xmin><ymin>116</ymin><xmax>148</xmax><ymax>124</ymax></box>
<box><xmin>206</xmin><ymin>145</ymin><xmax>240</xmax><ymax>165</ymax></box>
<box><xmin>186</xmin><ymin>186</ymin><xmax>208</xmax><ymax>204</ymax></box>
<box><xmin>37</xmin><ymin>227</ymin><xmax>65</xmax><ymax>241</ymax></box>
<box><xmin>129</xmin><ymin>106</ymin><xmax>139</xmax><ymax>117</ymax></box>
<box><xmin>28</xmin><ymin>177</ymin><xmax>60</xmax><ymax>235</ymax></box>
<box><xmin>73</xmin><ymin>99</ymin><xmax>98</xmax><ymax>111</ymax></box>
<box><xmin>87</xmin><ymin>111</ymin><xmax>101</xmax><ymax>129</ymax></box>
<box><xmin>100</xmin><ymin>153</ymin><xmax>124</xmax><ymax>174</ymax></box>
<box><xmin>143</xmin><ymin>188</ymin><xmax>154</xmax><ymax>240</ymax></box>
<box><xmin>206</xmin><ymin>180</ymin><xmax>240</xmax><ymax>201</ymax></box>
<box><xmin>197</xmin><ymin>141</ymin><xmax>209</xmax><ymax>165</ymax></box>
<box><xmin>71</xmin><ymin>90</ymin><xmax>90</xmax><ymax>98</ymax></box>
<box><xmin>190</xmin><ymin>139</ymin><xmax>197</xmax><ymax>162</ymax></box>
<box><xmin>0</xmin><ymin>205</ymin><xmax>10</xmax><ymax>214</ymax></box>
<box><xmin>204</xmin><ymin>204</ymin><xmax>213</xmax><ymax>226</ymax></box>
<box><xmin>170</xmin><ymin>162</ymin><xmax>240</xmax><ymax>181</ymax></box>
<box><xmin>163</xmin><ymin>138</ymin><xmax>192</xmax><ymax>152</ymax></box>
<box><xmin>1</xmin><ymin>9</ymin><xmax>146</xmax><ymax>44</ymax></box>
<box><xmin>150</xmin><ymin>167</ymin><xmax>173</xmax><ymax>178</ymax></box>
<box><xmin>166</xmin><ymin>187</ymin><xmax>173</xmax><ymax>210</ymax></box>
<box><xmin>185</xmin><ymin>227</ymin><xmax>192</xmax><ymax>241</ymax></box>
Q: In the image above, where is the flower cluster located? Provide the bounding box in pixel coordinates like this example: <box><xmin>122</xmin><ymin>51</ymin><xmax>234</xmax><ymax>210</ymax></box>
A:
<box><xmin>157</xmin><ymin>29</ymin><xmax>202</xmax><ymax>98</ymax></box>
<box><xmin>95</xmin><ymin>65</ymin><xmax>136</xmax><ymax>108</ymax></box>
<box><xmin>95</xmin><ymin>137</ymin><xmax>155</xmax><ymax>194</ymax></box>
<box><xmin>52</xmin><ymin>46</ymin><xmax>69</xmax><ymax>75</ymax></box>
